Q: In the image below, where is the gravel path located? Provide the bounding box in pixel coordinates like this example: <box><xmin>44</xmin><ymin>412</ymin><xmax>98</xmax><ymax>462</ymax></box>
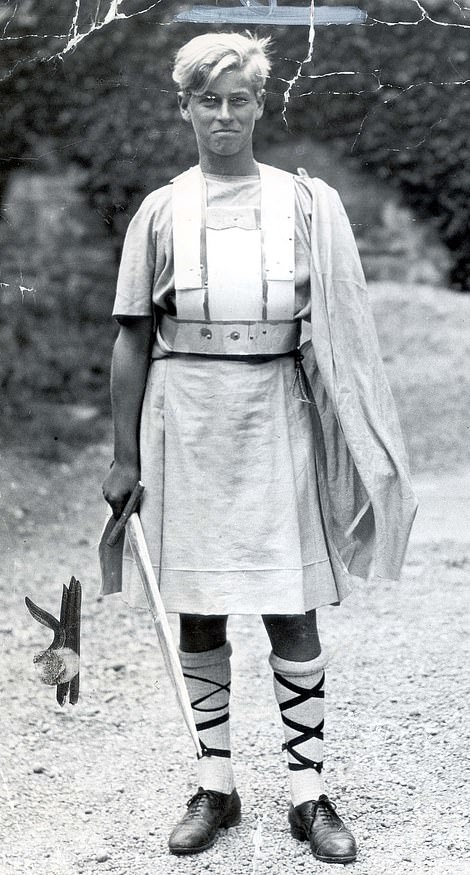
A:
<box><xmin>1</xmin><ymin>441</ymin><xmax>469</xmax><ymax>875</ymax></box>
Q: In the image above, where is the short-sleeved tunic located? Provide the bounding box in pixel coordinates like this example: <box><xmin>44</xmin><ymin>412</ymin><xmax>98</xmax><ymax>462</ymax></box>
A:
<box><xmin>113</xmin><ymin>169</ymin><xmax>339</xmax><ymax>614</ymax></box>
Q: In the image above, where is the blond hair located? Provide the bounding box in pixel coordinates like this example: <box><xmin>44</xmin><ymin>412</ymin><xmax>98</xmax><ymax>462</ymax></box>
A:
<box><xmin>173</xmin><ymin>32</ymin><xmax>272</xmax><ymax>95</ymax></box>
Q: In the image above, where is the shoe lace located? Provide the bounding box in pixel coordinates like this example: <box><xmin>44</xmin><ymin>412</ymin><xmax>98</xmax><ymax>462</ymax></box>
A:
<box><xmin>185</xmin><ymin>788</ymin><xmax>222</xmax><ymax>816</ymax></box>
<box><xmin>312</xmin><ymin>795</ymin><xmax>339</xmax><ymax>826</ymax></box>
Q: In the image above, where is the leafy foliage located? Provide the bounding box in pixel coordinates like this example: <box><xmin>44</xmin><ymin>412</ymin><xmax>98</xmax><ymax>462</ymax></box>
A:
<box><xmin>1</xmin><ymin>2</ymin><xmax>469</xmax><ymax>285</ymax></box>
<box><xmin>0</xmin><ymin>1</ymin><xmax>469</xmax><ymax>429</ymax></box>
<box><xmin>1</xmin><ymin>1</ymin><xmax>469</xmax><ymax>285</ymax></box>
<box><xmin>271</xmin><ymin>1</ymin><xmax>470</xmax><ymax>288</ymax></box>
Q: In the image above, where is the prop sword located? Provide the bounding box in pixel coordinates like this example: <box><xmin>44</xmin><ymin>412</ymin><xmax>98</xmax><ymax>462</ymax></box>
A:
<box><xmin>100</xmin><ymin>483</ymin><xmax>202</xmax><ymax>759</ymax></box>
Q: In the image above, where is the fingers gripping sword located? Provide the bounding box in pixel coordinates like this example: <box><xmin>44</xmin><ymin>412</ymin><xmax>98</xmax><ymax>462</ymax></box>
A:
<box><xmin>103</xmin><ymin>483</ymin><xmax>202</xmax><ymax>759</ymax></box>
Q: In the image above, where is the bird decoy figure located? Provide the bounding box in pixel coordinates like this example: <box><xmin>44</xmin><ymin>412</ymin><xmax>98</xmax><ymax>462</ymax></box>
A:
<box><xmin>25</xmin><ymin>576</ymin><xmax>82</xmax><ymax>705</ymax></box>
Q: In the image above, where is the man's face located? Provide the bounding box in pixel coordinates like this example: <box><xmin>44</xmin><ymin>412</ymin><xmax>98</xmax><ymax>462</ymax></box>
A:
<box><xmin>178</xmin><ymin>67</ymin><xmax>265</xmax><ymax>163</ymax></box>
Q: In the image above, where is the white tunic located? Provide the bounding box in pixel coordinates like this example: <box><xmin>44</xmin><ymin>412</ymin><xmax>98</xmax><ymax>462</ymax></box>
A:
<box><xmin>108</xmin><ymin>164</ymin><xmax>417</xmax><ymax>613</ymax></box>
<box><xmin>116</xmin><ymin>169</ymin><xmax>337</xmax><ymax>613</ymax></box>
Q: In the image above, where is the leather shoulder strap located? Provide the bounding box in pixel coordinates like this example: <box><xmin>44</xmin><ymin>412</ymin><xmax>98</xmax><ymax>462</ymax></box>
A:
<box><xmin>172</xmin><ymin>166</ymin><xmax>203</xmax><ymax>291</ymax></box>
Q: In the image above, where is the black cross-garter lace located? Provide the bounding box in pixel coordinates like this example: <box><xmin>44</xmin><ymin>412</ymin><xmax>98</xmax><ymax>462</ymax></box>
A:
<box><xmin>275</xmin><ymin>670</ymin><xmax>325</xmax><ymax>773</ymax></box>
<box><xmin>184</xmin><ymin>671</ymin><xmax>231</xmax><ymax>759</ymax></box>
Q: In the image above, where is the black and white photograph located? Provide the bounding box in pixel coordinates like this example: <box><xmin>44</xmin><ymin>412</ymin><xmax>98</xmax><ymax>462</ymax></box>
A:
<box><xmin>1</xmin><ymin>2</ymin><xmax>469</xmax><ymax>873</ymax></box>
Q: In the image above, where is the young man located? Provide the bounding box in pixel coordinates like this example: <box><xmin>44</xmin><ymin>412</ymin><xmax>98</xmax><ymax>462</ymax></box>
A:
<box><xmin>102</xmin><ymin>32</ymin><xmax>416</xmax><ymax>863</ymax></box>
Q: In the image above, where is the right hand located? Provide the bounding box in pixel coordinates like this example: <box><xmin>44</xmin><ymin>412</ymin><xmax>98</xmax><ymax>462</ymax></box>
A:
<box><xmin>102</xmin><ymin>461</ymin><xmax>140</xmax><ymax>519</ymax></box>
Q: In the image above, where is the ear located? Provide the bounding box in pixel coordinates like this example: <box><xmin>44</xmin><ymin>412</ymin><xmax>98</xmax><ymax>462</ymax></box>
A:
<box><xmin>177</xmin><ymin>92</ymin><xmax>192</xmax><ymax>123</ymax></box>
<box><xmin>255</xmin><ymin>88</ymin><xmax>266</xmax><ymax>121</ymax></box>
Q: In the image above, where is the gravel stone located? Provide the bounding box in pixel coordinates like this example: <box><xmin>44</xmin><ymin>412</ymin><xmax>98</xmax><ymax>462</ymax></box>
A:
<box><xmin>2</xmin><ymin>435</ymin><xmax>469</xmax><ymax>875</ymax></box>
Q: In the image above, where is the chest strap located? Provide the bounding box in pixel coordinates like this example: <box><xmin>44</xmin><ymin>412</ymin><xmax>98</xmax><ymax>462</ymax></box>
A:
<box><xmin>171</xmin><ymin>163</ymin><xmax>296</xmax><ymax>322</ymax></box>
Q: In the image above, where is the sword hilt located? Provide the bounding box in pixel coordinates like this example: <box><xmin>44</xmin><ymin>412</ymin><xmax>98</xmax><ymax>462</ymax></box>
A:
<box><xmin>106</xmin><ymin>481</ymin><xmax>145</xmax><ymax>547</ymax></box>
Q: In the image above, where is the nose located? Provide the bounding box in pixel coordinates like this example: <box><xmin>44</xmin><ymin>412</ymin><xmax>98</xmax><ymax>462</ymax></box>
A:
<box><xmin>216</xmin><ymin>99</ymin><xmax>233</xmax><ymax>122</ymax></box>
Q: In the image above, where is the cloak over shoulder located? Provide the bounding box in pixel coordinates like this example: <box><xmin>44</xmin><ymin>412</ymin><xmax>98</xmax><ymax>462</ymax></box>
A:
<box><xmin>299</xmin><ymin>175</ymin><xmax>417</xmax><ymax>595</ymax></box>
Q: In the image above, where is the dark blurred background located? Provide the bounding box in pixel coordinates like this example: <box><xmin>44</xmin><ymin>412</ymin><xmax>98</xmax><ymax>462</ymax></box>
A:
<box><xmin>1</xmin><ymin>0</ymin><xmax>469</xmax><ymax>459</ymax></box>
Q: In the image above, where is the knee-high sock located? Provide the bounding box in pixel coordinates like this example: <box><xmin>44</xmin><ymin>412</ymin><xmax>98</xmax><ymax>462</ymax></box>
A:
<box><xmin>179</xmin><ymin>641</ymin><xmax>235</xmax><ymax>795</ymax></box>
<box><xmin>269</xmin><ymin>650</ymin><xmax>328</xmax><ymax>807</ymax></box>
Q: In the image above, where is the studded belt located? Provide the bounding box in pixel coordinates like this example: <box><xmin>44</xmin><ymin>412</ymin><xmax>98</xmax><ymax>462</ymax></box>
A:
<box><xmin>154</xmin><ymin>314</ymin><xmax>300</xmax><ymax>357</ymax></box>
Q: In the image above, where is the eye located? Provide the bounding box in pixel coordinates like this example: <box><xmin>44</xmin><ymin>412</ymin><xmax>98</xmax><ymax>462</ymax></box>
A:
<box><xmin>230</xmin><ymin>97</ymin><xmax>249</xmax><ymax>105</ymax></box>
<box><xmin>199</xmin><ymin>94</ymin><xmax>217</xmax><ymax>106</ymax></box>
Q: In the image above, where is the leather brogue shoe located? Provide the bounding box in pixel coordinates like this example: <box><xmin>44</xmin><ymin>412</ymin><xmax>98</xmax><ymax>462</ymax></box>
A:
<box><xmin>168</xmin><ymin>787</ymin><xmax>241</xmax><ymax>855</ymax></box>
<box><xmin>288</xmin><ymin>794</ymin><xmax>357</xmax><ymax>864</ymax></box>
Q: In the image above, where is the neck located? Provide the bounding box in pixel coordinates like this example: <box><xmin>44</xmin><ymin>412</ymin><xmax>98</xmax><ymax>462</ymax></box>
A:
<box><xmin>199</xmin><ymin>149</ymin><xmax>259</xmax><ymax>177</ymax></box>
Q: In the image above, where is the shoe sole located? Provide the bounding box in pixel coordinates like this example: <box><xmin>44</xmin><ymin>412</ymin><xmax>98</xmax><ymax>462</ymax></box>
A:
<box><xmin>290</xmin><ymin>825</ymin><xmax>357</xmax><ymax>864</ymax></box>
<box><xmin>169</xmin><ymin>812</ymin><xmax>242</xmax><ymax>856</ymax></box>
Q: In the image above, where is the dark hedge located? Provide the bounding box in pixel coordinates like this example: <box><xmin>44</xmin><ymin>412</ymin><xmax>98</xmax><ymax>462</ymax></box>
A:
<box><xmin>0</xmin><ymin>1</ymin><xmax>469</xmax><ymax>426</ymax></box>
<box><xmin>1</xmin><ymin>1</ymin><xmax>469</xmax><ymax>285</ymax></box>
<box><xmin>1</xmin><ymin>1</ymin><xmax>469</xmax><ymax>284</ymax></box>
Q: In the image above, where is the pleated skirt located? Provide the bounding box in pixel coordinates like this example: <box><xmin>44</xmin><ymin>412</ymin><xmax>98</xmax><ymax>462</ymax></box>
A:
<box><xmin>122</xmin><ymin>353</ymin><xmax>338</xmax><ymax>614</ymax></box>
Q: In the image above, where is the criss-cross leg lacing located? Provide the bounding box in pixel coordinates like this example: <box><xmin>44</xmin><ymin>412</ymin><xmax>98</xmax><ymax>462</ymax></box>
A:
<box><xmin>269</xmin><ymin>650</ymin><xmax>328</xmax><ymax>807</ymax></box>
<box><xmin>179</xmin><ymin>642</ymin><xmax>235</xmax><ymax>794</ymax></box>
<box><xmin>184</xmin><ymin>671</ymin><xmax>231</xmax><ymax>759</ymax></box>
<box><xmin>275</xmin><ymin>670</ymin><xmax>325</xmax><ymax>773</ymax></box>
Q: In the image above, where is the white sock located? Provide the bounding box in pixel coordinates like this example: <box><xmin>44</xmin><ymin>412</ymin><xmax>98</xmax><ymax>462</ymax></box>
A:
<box><xmin>179</xmin><ymin>641</ymin><xmax>235</xmax><ymax>795</ymax></box>
<box><xmin>269</xmin><ymin>650</ymin><xmax>328</xmax><ymax>807</ymax></box>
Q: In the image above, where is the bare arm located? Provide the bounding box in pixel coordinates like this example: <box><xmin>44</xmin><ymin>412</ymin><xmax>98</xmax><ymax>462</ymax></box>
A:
<box><xmin>102</xmin><ymin>316</ymin><xmax>153</xmax><ymax>517</ymax></box>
